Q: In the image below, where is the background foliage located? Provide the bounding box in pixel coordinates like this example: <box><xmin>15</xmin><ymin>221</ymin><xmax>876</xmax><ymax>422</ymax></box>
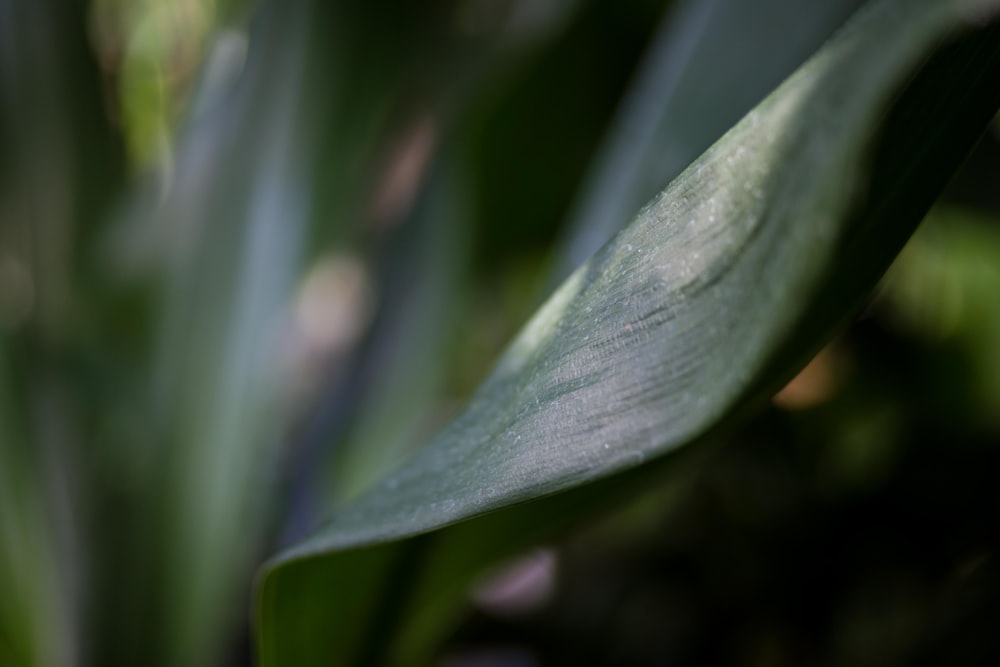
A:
<box><xmin>1</xmin><ymin>0</ymin><xmax>999</xmax><ymax>665</ymax></box>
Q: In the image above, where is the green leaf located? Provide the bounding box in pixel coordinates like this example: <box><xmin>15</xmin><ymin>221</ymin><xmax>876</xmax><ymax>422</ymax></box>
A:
<box><xmin>0</xmin><ymin>347</ymin><xmax>74</xmax><ymax>667</ymax></box>
<box><xmin>258</xmin><ymin>0</ymin><xmax>1000</xmax><ymax>664</ymax></box>
<box><xmin>99</xmin><ymin>4</ymin><xmax>317</xmax><ymax>664</ymax></box>
<box><xmin>0</xmin><ymin>1</ymin><xmax>123</xmax><ymax>663</ymax></box>
<box><xmin>881</xmin><ymin>206</ymin><xmax>1000</xmax><ymax>424</ymax></box>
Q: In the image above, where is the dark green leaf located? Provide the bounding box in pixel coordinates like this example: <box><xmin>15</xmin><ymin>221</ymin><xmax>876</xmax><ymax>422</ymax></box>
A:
<box><xmin>258</xmin><ymin>0</ymin><xmax>1000</xmax><ymax>664</ymax></box>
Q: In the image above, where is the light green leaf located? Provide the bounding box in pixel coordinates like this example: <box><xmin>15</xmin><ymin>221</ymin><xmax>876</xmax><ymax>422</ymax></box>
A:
<box><xmin>259</xmin><ymin>0</ymin><xmax>1000</xmax><ymax>664</ymax></box>
<box><xmin>881</xmin><ymin>207</ymin><xmax>1000</xmax><ymax>424</ymax></box>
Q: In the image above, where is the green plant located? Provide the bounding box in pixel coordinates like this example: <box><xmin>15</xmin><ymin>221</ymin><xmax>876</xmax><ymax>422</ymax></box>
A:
<box><xmin>2</xmin><ymin>0</ymin><xmax>1000</xmax><ymax>665</ymax></box>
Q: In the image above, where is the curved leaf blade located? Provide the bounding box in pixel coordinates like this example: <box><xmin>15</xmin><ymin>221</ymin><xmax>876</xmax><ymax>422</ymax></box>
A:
<box><xmin>259</xmin><ymin>0</ymin><xmax>1000</xmax><ymax>663</ymax></box>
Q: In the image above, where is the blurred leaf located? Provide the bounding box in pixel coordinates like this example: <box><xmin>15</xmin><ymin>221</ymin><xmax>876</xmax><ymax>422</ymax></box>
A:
<box><xmin>465</xmin><ymin>0</ymin><xmax>668</xmax><ymax>272</ymax></box>
<box><xmin>0</xmin><ymin>348</ymin><xmax>73</xmax><ymax>667</ymax></box>
<box><xmin>133</xmin><ymin>17</ymin><xmax>312</xmax><ymax>667</ymax></box>
<box><xmin>279</xmin><ymin>0</ymin><xmax>617</xmax><ymax>553</ymax></box>
<box><xmin>259</xmin><ymin>0</ymin><xmax>1000</xmax><ymax>663</ymax></box>
<box><xmin>90</xmin><ymin>1</ymin><xmax>378</xmax><ymax>663</ymax></box>
<box><xmin>328</xmin><ymin>155</ymin><xmax>473</xmax><ymax>505</ymax></box>
<box><xmin>100</xmin><ymin>1</ymin><xmax>484</xmax><ymax>663</ymax></box>
<box><xmin>880</xmin><ymin>207</ymin><xmax>1000</xmax><ymax>425</ymax></box>
<box><xmin>0</xmin><ymin>0</ymin><xmax>123</xmax><ymax>664</ymax></box>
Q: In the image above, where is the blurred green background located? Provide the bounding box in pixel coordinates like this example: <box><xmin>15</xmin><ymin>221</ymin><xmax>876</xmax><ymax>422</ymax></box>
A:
<box><xmin>1</xmin><ymin>0</ymin><xmax>999</xmax><ymax>664</ymax></box>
